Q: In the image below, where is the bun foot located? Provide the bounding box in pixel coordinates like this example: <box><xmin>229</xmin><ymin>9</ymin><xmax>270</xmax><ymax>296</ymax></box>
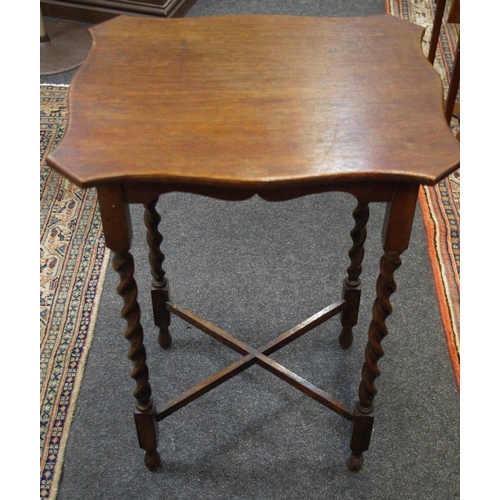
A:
<box><xmin>158</xmin><ymin>327</ymin><xmax>172</xmax><ymax>349</ymax></box>
<box><xmin>347</xmin><ymin>452</ymin><xmax>364</xmax><ymax>471</ymax></box>
<box><xmin>339</xmin><ymin>327</ymin><xmax>353</xmax><ymax>349</ymax></box>
<box><xmin>144</xmin><ymin>449</ymin><xmax>161</xmax><ymax>471</ymax></box>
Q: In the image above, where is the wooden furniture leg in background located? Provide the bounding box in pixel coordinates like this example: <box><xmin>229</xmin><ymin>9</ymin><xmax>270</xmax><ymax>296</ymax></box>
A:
<box><xmin>445</xmin><ymin>35</ymin><xmax>460</xmax><ymax>125</ymax></box>
<box><xmin>427</xmin><ymin>0</ymin><xmax>447</xmax><ymax>65</ymax></box>
<box><xmin>428</xmin><ymin>0</ymin><xmax>460</xmax><ymax>126</ymax></box>
<box><xmin>348</xmin><ymin>185</ymin><xmax>419</xmax><ymax>471</ymax></box>
<box><xmin>339</xmin><ymin>200</ymin><xmax>369</xmax><ymax>349</ymax></box>
<box><xmin>98</xmin><ymin>186</ymin><xmax>161</xmax><ymax>471</ymax></box>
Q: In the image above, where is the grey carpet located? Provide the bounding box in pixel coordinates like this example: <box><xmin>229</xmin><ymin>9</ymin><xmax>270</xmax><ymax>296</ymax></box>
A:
<box><xmin>187</xmin><ymin>0</ymin><xmax>383</xmax><ymax>16</ymax></box>
<box><xmin>48</xmin><ymin>2</ymin><xmax>459</xmax><ymax>499</ymax></box>
<box><xmin>55</xmin><ymin>196</ymin><xmax>460</xmax><ymax>500</ymax></box>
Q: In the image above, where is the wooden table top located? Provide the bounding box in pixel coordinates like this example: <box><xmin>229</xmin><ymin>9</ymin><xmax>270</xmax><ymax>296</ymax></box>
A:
<box><xmin>47</xmin><ymin>14</ymin><xmax>460</xmax><ymax>190</ymax></box>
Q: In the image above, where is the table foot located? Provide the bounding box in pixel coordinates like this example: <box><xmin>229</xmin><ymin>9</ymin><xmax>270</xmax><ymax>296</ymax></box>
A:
<box><xmin>348</xmin><ymin>405</ymin><xmax>374</xmax><ymax>472</ymax></box>
<box><xmin>157</xmin><ymin>326</ymin><xmax>172</xmax><ymax>349</ymax></box>
<box><xmin>347</xmin><ymin>452</ymin><xmax>364</xmax><ymax>472</ymax></box>
<box><xmin>135</xmin><ymin>401</ymin><xmax>161</xmax><ymax>471</ymax></box>
<box><xmin>144</xmin><ymin>450</ymin><xmax>161</xmax><ymax>471</ymax></box>
<box><xmin>338</xmin><ymin>326</ymin><xmax>353</xmax><ymax>349</ymax></box>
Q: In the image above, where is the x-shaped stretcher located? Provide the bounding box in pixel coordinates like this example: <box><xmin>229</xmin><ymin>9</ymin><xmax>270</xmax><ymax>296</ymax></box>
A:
<box><xmin>155</xmin><ymin>300</ymin><xmax>354</xmax><ymax>422</ymax></box>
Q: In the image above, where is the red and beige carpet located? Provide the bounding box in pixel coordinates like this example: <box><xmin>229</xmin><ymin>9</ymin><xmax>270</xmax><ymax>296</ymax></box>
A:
<box><xmin>40</xmin><ymin>2</ymin><xmax>459</xmax><ymax>498</ymax></box>
<box><xmin>386</xmin><ymin>0</ymin><xmax>460</xmax><ymax>387</ymax></box>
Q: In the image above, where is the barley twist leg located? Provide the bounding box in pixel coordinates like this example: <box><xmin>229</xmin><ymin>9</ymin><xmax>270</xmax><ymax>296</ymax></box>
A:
<box><xmin>358</xmin><ymin>253</ymin><xmax>401</xmax><ymax>410</ymax></box>
<box><xmin>342</xmin><ymin>185</ymin><xmax>418</xmax><ymax>471</ymax></box>
<box><xmin>143</xmin><ymin>197</ymin><xmax>172</xmax><ymax>349</ymax></box>
<box><xmin>339</xmin><ymin>200</ymin><xmax>369</xmax><ymax>348</ymax></box>
<box><xmin>113</xmin><ymin>250</ymin><xmax>161</xmax><ymax>471</ymax></box>
<box><xmin>347</xmin><ymin>251</ymin><xmax>401</xmax><ymax>471</ymax></box>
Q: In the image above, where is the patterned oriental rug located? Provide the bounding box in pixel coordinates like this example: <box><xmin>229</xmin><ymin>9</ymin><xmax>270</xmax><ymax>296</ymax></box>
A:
<box><xmin>40</xmin><ymin>85</ymin><xmax>110</xmax><ymax>499</ymax></box>
<box><xmin>39</xmin><ymin>2</ymin><xmax>459</xmax><ymax>497</ymax></box>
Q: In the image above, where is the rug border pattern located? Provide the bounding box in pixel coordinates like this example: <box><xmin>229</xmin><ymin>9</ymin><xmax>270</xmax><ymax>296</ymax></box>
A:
<box><xmin>40</xmin><ymin>85</ymin><xmax>111</xmax><ymax>500</ymax></box>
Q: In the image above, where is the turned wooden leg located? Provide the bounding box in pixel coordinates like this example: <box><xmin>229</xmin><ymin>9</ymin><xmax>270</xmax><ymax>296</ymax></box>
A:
<box><xmin>143</xmin><ymin>197</ymin><xmax>172</xmax><ymax>349</ymax></box>
<box><xmin>427</xmin><ymin>0</ymin><xmax>446</xmax><ymax>65</ymax></box>
<box><xmin>347</xmin><ymin>251</ymin><xmax>399</xmax><ymax>471</ymax></box>
<box><xmin>445</xmin><ymin>36</ymin><xmax>460</xmax><ymax>126</ymax></box>
<box><xmin>348</xmin><ymin>185</ymin><xmax>418</xmax><ymax>471</ymax></box>
<box><xmin>347</xmin><ymin>406</ymin><xmax>374</xmax><ymax>471</ymax></box>
<box><xmin>113</xmin><ymin>250</ymin><xmax>161</xmax><ymax>470</ymax></box>
<box><xmin>98</xmin><ymin>186</ymin><xmax>161</xmax><ymax>471</ymax></box>
<box><xmin>339</xmin><ymin>200</ymin><xmax>369</xmax><ymax>349</ymax></box>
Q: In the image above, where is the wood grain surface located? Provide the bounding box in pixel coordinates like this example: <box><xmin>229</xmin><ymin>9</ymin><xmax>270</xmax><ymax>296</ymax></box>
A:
<box><xmin>47</xmin><ymin>14</ymin><xmax>459</xmax><ymax>189</ymax></box>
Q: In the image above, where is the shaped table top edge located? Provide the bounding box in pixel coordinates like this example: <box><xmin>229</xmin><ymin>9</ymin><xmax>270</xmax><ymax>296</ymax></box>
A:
<box><xmin>47</xmin><ymin>14</ymin><xmax>460</xmax><ymax>191</ymax></box>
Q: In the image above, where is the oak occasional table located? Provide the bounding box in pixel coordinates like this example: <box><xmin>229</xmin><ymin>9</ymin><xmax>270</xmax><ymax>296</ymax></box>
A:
<box><xmin>47</xmin><ymin>14</ymin><xmax>460</xmax><ymax>472</ymax></box>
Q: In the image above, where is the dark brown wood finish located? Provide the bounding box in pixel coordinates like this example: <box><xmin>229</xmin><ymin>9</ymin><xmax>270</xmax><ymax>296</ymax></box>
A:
<box><xmin>339</xmin><ymin>201</ymin><xmax>369</xmax><ymax>349</ymax></box>
<box><xmin>46</xmin><ymin>14</ymin><xmax>460</xmax><ymax>472</ymax></box>
<box><xmin>143</xmin><ymin>198</ymin><xmax>172</xmax><ymax>348</ymax></box>
<box><xmin>97</xmin><ymin>185</ymin><xmax>161</xmax><ymax>470</ymax></box>
<box><xmin>48</xmin><ymin>15</ymin><xmax>459</xmax><ymax>190</ymax></box>
<box><xmin>444</xmin><ymin>35</ymin><xmax>460</xmax><ymax>125</ymax></box>
<box><xmin>158</xmin><ymin>301</ymin><xmax>351</xmax><ymax>421</ymax></box>
<box><xmin>348</xmin><ymin>184</ymin><xmax>419</xmax><ymax>471</ymax></box>
<box><xmin>427</xmin><ymin>0</ymin><xmax>447</xmax><ymax>65</ymax></box>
